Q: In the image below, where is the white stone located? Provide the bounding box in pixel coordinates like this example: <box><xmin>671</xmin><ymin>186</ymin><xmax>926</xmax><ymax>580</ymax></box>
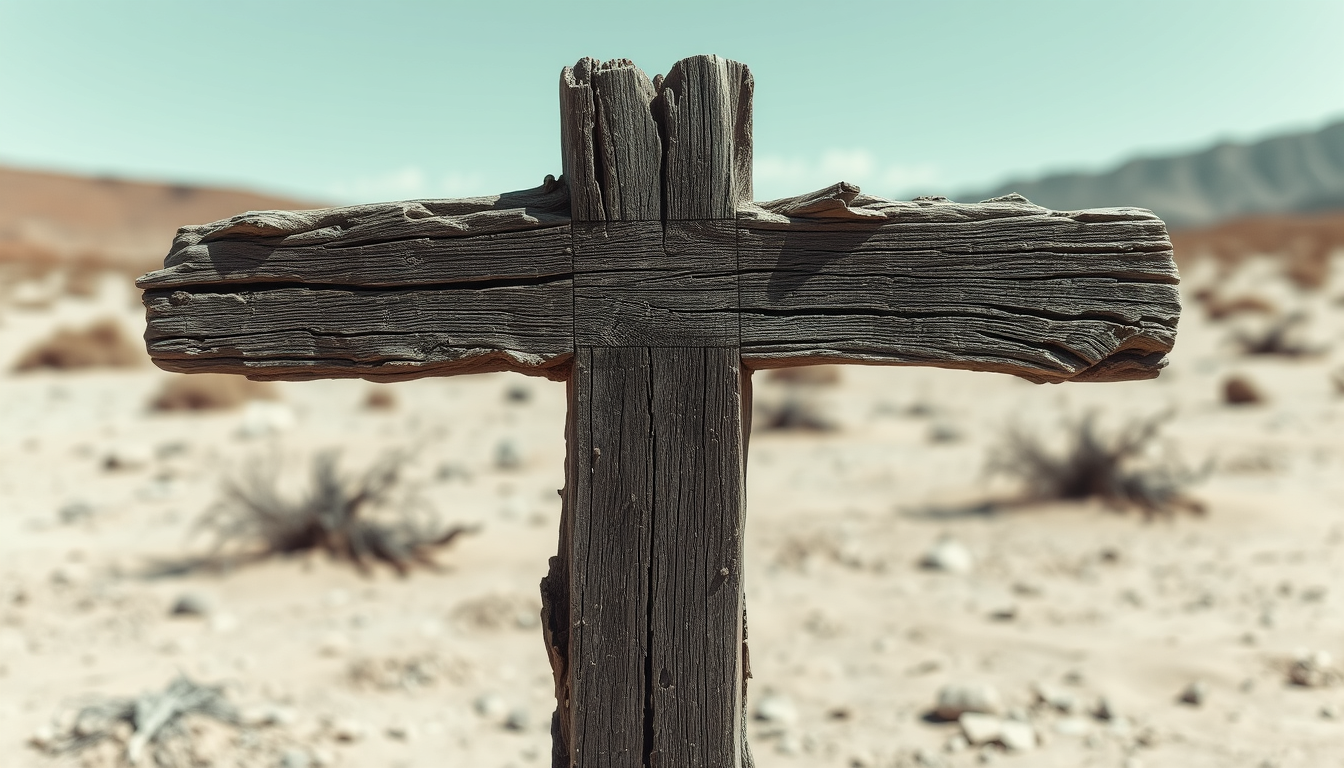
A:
<box><xmin>1052</xmin><ymin>717</ymin><xmax>1090</xmax><ymax>737</ymax></box>
<box><xmin>935</xmin><ymin>682</ymin><xmax>1002</xmax><ymax>719</ymax></box>
<box><xmin>754</xmin><ymin>692</ymin><xmax>799</xmax><ymax>725</ymax></box>
<box><xmin>921</xmin><ymin>537</ymin><xmax>974</xmax><ymax>574</ymax></box>
<box><xmin>999</xmin><ymin>720</ymin><xmax>1036</xmax><ymax>751</ymax></box>
<box><xmin>959</xmin><ymin>712</ymin><xmax>1003</xmax><ymax>746</ymax></box>
<box><xmin>474</xmin><ymin>692</ymin><xmax>506</xmax><ymax>719</ymax></box>
<box><xmin>237</xmin><ymin>402</ymin><xmax>296</xmax><ymax>438</ymax></box>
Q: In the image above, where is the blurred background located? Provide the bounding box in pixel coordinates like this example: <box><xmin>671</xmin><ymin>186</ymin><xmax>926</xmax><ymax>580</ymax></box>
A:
<box><xmin>2</xmin><ymin>3</ymin><xmax>1344</xmax><ymax>768</ymax></box>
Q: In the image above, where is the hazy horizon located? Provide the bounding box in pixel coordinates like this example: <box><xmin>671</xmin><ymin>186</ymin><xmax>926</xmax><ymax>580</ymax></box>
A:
<box><xmin>3</xmin><ymin>0</ymin><xmax>1342</xmax><ymax>205</ymax></box>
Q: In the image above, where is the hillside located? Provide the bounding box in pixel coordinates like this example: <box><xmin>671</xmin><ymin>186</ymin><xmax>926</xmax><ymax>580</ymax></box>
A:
<box><xmin>966</xmin><ymin>119</ymin><xmax>1344</xmax><ymax>229</ymax></box>
<box><xmin>0</xmin><ymin>165</ymin><xmax>320</xmax><ymax>273</ymax></box>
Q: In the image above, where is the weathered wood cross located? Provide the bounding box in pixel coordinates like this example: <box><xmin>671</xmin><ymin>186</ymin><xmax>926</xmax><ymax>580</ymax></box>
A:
<box><xmin>138</xmin><ymin>55</ymin><xmax>1179</xmax><ymax>767</ymax></box>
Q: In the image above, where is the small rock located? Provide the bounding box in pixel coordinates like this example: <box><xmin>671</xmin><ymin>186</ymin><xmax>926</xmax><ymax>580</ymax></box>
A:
<box><xmin>102</xmin><ymin>442</ymin><xmax>153</xmax><ymax>471</ymax></box>
<box><xmin>318</xmin><ymin>632</ymin><xmax>349</xmax><ymax>656</ymax></box>
<box><xmin>1320</xmin><ymin>703</ymin><xmax>1340</xmax><ymax>719</ymax></box>
<box><xmin>495</xmin><ymin>439</ymin><xmax>522</xmax><ymax>470</ymax></box>
<box><xmin>754</xmin><ymin>692</ymin><xmax>799</xmax><ymax>725</ymax></box>
<box><xmin>921</xmin><ymin>537</ymin><xmax>974</xmax><ymax>574</ymax></box>
<box><xmin>504</xmin><ymin>707</ymin><xmax>530</xmax><ymax>731</ymax></box>
<box><xmin>474</xmin><ymin>692</ymin><xmax>506</xmax><ymax>719</ymax></box>
<box><xmin>1053</xmin><ymin>717</ymin><xmax>1090</xmax><ymax>737</ymax></box>
<box><xmin>1223</xmin><ymin>374</ymin><xmax>1264</xmax><ymax>405</ymax></box>
<box><xmin>928</xmin><ymin>422</ymin><xmax>964</xmax><ymax>444</ymax></box>
<box><xmin>279</xmin><ymin>748</ymin><xmax>312</xmax><ymax>768</ymax></box>
<box><xmin>1093</xmin><ymin>696</ymin><xmax>1116</xmax><ymax>721</ymax></box>
<box><xmin>913</xmin><ymin>747</ymin><xmax>945</xmax><ymax>767</ymax></box>
<box><xmin>330</xmin><ymin>718</ymin><xmax>366</xmax><ymax>742</ymax></box>
<box><xmin>170</xmin><ymin>592</ymin><xmax>211</xmax><ymax>617</ymax></box>
<box><xmin>237</xmin><ymin>401</ymin><xmax>296</xmax><ymax>438</ymax></box>
<box><xmin>1288</xmin><ymin>650</ymin><xmax>1336</xmax><ymax>687</ymax></box>
<box><xmin>945</xmin><ymin>734</ymin><xmax>969</xmax><ymax>753</ymax></box>
<box><xmin>999</xmin><ymin>720</ymin><xmax>1036</xmax><ymax>751</ymax></box>
<box><xmin>505</xmin><ymin>384</ymin><xmax>532</xmax><ymax>403</ymax></box>
<box><xmin>1033</xmin><ymin>682</ymin><xmax>1076</xmax><ymax>713</ymax></box>
<box><xmin>385</xmin><ymin>723</ymin><xmax>414</xmax><ymax>741</ymax></box>
<box><xmin>58</xmin><ymin>501</ymin><xmax>94</xmax><ymax>525</ymax></box>
<box><xmin>28</xmin><ymin>725</ymin><xmax>55</xmax><ymax>751</ymax></box>
<box><xmin>959</xmin><ymin>712</ymin><xmax>1002</xmax><ymax>746</ymax></box>
<box><xmin>935</xmin><ymin>683</ymin><xmax>1002</xmax><ymax>720</ymax></box>
<box><xmin>1178</xmin><ymin>680</ymin><xmax>1206</xmax><ymax>706</ymax></box>
<box><xmin>247</xmin><ymin>704</ymin><xmax>296</xmax><ymax>727</ymax></box>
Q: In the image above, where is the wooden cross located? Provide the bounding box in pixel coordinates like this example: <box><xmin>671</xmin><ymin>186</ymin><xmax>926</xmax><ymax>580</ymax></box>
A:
<box><xmin>137</xmin><ymin>55</ymin><xmax>1179</xmax><ymax>767</ymax></box>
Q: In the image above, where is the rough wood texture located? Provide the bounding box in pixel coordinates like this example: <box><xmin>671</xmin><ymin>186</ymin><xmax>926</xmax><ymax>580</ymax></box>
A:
<box><xmin>737</xmin><ymin>192</ymin><xmax>1179</xmax><ymax>383</ymax></box>
<box><xmin>560</xmin><ymin>61</ymin><xmax>604</xmax><ymax>223</ymax></box>
<box><xmin>574</xmin><ymin>221</ymin><xmax>738</xmax><ymax>347</ymax></box>
<box><xmin>567</xmin><ymin>347</ymin><xmax>654</xmax><ymax>767</ymax></box>
<box><xmin>143</xmin><ymin>283</ymin><xmax>574</xmax><ymax>380</ymax></box>
<box><xmin>648</xmin><ymin>347</ymin><xmax>746</xmax><ymax>768</ymax></box>
<box><xmin>564</xmin><ymin>347</ymin><xmax>748</xmax><ymax>768</ymax></box>
<box><xmin>591</xmin><ymin>60</ymin><xmax>662</xmax><ymax>221</ymax></box>
<box><xmin>658</xmin><ymin>55</ymin><xmax>753</xmax><ymax>221</ymax></box>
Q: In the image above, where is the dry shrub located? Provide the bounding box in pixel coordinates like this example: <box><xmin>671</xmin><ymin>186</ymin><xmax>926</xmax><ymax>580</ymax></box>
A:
<box><xmin>1233</xmin><ymin>313</ymin><xmax>1326</xmax><ymax>357</ymax></box>
<box><xmin>364</xmin><ymin>386</ymin><xmax>397</xmax><ymax>410</ymax></box>
<box><xmin>150</xmin><ymin>374</ymin><xmax>274</xmax><ymax>411</ymax></box>
<box><xmin>765</xmin><ymin>365</ymin><xmax>842</xmax><ymax>386</ymax></box>
<box><xmin>12</xmin><ymin>318</ymin><xmax>141</xmax><ymax>371</ymax></box>
<box><xmin>200</xmin><ymin>449</ymin><xmax>474</xmax><ymax>575</ymax></box>
<box><xmin>990</xmin><ymin>412</ymin><xmax>1204</xmax><ymax>517</ymax></box>
<box><xmin>1223</xmin><ymin>375</ymin><xmax>1264</xmax><ymax>405</ymax></box>
<box><xmin>32</xmin><ymin>675</ymin><xmax>238</xmax><ymax>766</ymax></box>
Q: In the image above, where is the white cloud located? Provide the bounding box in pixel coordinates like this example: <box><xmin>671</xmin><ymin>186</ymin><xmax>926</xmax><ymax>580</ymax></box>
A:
<box><xmin>753</xmin><ymin>149</ymin><xmax>941</xmax><ymax>202</ymax></box>
<box><xmin>328</xmin><ymin>167</ymin><xmax>489</xmax><ymax>203</ymax></box>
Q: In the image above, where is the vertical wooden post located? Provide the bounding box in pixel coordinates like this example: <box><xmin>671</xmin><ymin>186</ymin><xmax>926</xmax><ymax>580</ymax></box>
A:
<box><xmin>543</xmin><ymin>54</ymin><xmax>755</xmax><ymax>768</ymax></box>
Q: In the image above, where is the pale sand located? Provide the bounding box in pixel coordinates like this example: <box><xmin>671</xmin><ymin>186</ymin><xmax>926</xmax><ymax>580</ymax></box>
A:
<box><xmin>1</xmin><ymin>260</ymin><xmax>1342</xmax><ymax>767</ymax></box>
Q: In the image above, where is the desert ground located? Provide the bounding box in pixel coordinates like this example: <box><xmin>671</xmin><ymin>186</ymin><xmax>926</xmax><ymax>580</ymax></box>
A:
<box><xmin>2</xmin><ymin>249</ymin><xmax>1344</xmax><ymax>768</ymax></box>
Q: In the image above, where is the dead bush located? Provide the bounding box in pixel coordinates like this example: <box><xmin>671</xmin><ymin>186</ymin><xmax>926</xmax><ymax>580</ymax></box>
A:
<box><xmin>990</xmin><ymin>412</ymin><xmax>1204</xmax><ymax>517</ymax></box>
<box><xmin>150</xmin><ymin>374</ymin><xmax>275</xmax><ymax>411</ymax></box>
<box><xmin>1223</xmin><ymin>375</ymin><xmax>1264</xmax><ymax>405</ymax></box>
<box><xmin>12</xmin><ymin>318</ymin><xmax>142</xmax><ymax>371</ymax></box>
<box><xmin>199</xmin><ymin>449</ymin><xmax>473</xmax><ymax>575</ymax></box>
<box><xmin>1233</xmin><ymin>313</ymin><xmax>1326</xmax><ymax>358</ymax></box>
<box><xmin>32</xmin><ymin>675</ymin><xmax>238</xmax><ymax>766</ymax></box>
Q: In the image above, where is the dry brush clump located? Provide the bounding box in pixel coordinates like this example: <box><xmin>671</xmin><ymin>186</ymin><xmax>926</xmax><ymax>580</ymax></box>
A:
<box><xmin>149</xmin><ymin>374</ymin><xmax>275</xmax><ymax>411</ymax></box>
<box><xmin>989</xmin><ymin>411</ymin><xmax>1205</xmax><ymax>517</ymax></box>
<box><xmin>31</xmin><ymin>675</ymin><xmax>239</xmax><ymax>767</ymax></box>
<box><xmin>198</xmin><ymin>449</ymin><xmax>473</xmax><ymax>575</ymax></box>
<box><xmin>1232</xmin><ymin>312</ymin><xmax>1327</xmax><ymax>358</ymax></box>
<box><xmin>12</xmin><ymin>317</ymin><xmax>143</xmax><ymax>371</ymax></box>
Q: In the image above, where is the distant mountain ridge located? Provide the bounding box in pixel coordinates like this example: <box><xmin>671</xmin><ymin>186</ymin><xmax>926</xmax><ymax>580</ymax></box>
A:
<box><xmin>964</xmin><ymin>119</ymin><xmax>1344</xmax><ymax>230</ymax></box>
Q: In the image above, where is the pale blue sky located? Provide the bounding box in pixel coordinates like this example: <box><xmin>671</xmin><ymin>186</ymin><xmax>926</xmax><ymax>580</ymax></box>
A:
<box><xmin>2</xmin><ymin>1</ymin><xmax>1342</xmax><ymax>205</ymax></box>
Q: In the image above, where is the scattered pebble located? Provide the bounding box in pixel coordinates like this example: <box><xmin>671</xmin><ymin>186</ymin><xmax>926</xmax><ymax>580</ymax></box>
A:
<box><xmin>102</xmin><ymin>442</ymin><xmax>153</xmax><ymax>471</ymax></box>
<box><xmin>1032</xmin><ymin>682</ymin><xmax>1076</xmax><ymax>713</ymax></box>
<box><xmin>474</xmin><ymin>692</ymin><xmax>507</xmax><ymax>719</ymax></box>
<box><xmin>959</xmin><ymin>712</ymin><xmax>1002</xmax><ymax>746</ymax></box>
<box><xmin>921</xmin><ymin>537</ymin><xmax>974</xmax><ymax>574</ymax></box>
<box><xmin>1178</xmin><ymin>680</ymin><xmax>1207</xmax><ymax>706</ymax></box>
<box><xmin>1288</xmin><ymin>650</ymin><xmax>1338</xmax><ymax>687</ymax></box>
<box><xmin>170</xmin><ymin>592</ymin><xmax>211</xmax><ymax>617</ymax></box>
<box><xmin>998</xmin><ymin>720</ymin><xmax>1036</xmax><ymax>751</ymax></box>
<box><xmin>504</xmin><ymin>707</ymin><xmax>530</xmax><ymax>731</ymax></box>
<box><xmin>57</xmin><ymin>501</ymin><xmax>93</xmax><ymax>525</ymax></box>
<box><xmin>495</xmin><ymin>439</ymin><xmax>522</xmax><ymax>470</ymax></box>
<box><xmin>754</xmin><ymin>692</ymin><xmax>799</xmax><ymax>725</ymax></box>
<box><xmin>330</xmin><ymin>718</ymin><xmax>367</xmax><ymax>742</ymax></box>
<box><xmin>280</xmin><ymin>748</ymin><xmax>312</xmax><ymax>768</ymax></box>
<box><xmin>935</xmin><ymin>683</ymin><xmax>1002</xmax><ymax>720</ymax></box>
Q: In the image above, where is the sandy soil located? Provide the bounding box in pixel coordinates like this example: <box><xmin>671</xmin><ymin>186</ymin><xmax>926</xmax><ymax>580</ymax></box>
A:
<box><xmin>2</xmin><ymin>256</ymin><xmax>1343</xmax><ymax>768</ymax></box>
